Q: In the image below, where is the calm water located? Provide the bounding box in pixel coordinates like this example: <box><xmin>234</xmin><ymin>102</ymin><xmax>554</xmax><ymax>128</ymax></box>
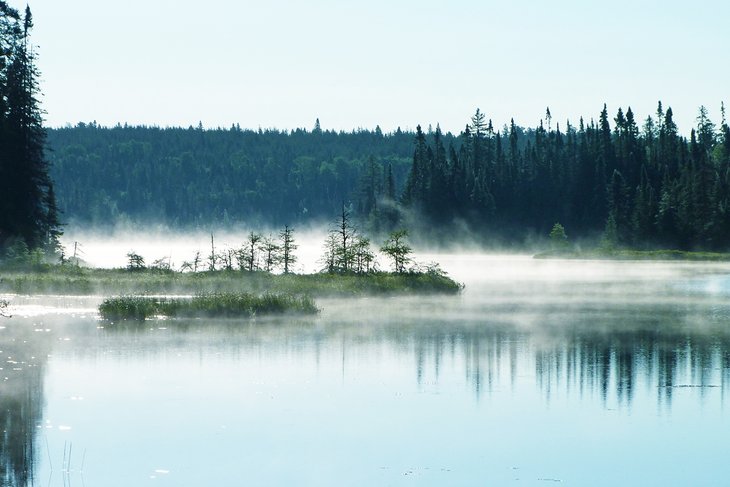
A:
<box><xmin>3</xmin><ymin>255</ymin><xmax>730</xmax><ymax>486</ymax></box>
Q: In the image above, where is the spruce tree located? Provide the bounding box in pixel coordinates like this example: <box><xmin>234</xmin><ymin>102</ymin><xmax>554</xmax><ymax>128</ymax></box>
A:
<box><xmin>0</xmin><ymin>3</ymin><xmax>60</xmax><ymax>256</ymax></box>
<box><xmin>279</xmin><ymin>225</ymin><xmax>297</xmax><ymax>274</ymax></box>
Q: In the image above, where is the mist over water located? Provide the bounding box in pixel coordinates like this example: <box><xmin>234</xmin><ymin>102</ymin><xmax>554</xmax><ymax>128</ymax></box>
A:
<box><xmin>3</xmin><ymin>234</ymin><xmax>730</xmax><ymax>486</ymax></box>
<box><xmin>60</xmin><ymin>226</ymin><xmax>331</xmax><ymax>272</ymax></box>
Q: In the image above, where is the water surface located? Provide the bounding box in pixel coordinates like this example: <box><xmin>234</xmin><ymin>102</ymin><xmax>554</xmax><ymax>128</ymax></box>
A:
<box><xmin>2</xmin><ymin>255</ymin><xmax>730</xmax><ymax>486</ymax></box>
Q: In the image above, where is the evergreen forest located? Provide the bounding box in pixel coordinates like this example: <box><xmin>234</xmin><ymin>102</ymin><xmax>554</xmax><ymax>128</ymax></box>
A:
<box><xmin>48</xmin><ymin>103</ymin><xmax>730</xmax><ymax>251</ymax></box>
<box><xmin>47</xmin><ymin>122</ymin><xmax>419</xmax><ymax>227</ymax></box>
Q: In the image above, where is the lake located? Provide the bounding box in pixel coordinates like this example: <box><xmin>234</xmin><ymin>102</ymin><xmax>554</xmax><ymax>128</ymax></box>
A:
<box><xmin>2</xmin><ymin>253</ymin><xmax>730</xmax><ymax>486</ymax></box>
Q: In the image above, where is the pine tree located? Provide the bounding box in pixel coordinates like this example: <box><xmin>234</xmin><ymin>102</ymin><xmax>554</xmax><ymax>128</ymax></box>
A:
<box><xmin>427</xmin><ymin>125</ymin><xmax>449</xmax><ymax>220</ymax></box>
<box><xmin>279</xmin><ymin>225</ymin><xmax>297</xmax><ymax>274</ymax></box>
<box><xmin>260</xmin><ymin>234</ymin><xmax>281</xmax><ymax>273</ymax></box>
<box><xmin>240</xmin><ymin>231</ymin><xmax>262</xmax><ymax>271</ymax></box>
<box><xmin>696</xmin><ymin>105</ymin><xmax>715</xmax><ymax>157</ymax></box>
<box><xmin>548</xmin><ymin>222</ymin><xmax>568</xmax><ymax>250</ymax></box>
<box><xmin>335</xmin><ymin>204</ymin><xmax>356</xmax><ymax>272</ymax></box>
<box><xmin>402</xmin><ymin>125</ymin><xmax>429</xmax><ymax>206</ymax></box>
<box><xmin>0</xmin><ymin>4</ymin><xmax>61</xmax><ymax>256</ymax></box>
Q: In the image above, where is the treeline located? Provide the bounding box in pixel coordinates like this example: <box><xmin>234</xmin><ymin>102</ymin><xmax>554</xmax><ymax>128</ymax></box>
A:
<box><xmin>0</xmin><ymin>2</ymin><xmax>60</xmax><ymax>256</ymax></box>
<box><xmin>397</xmin><ymin>104</ymin><xmax>730</xmax><ymax>250</ymax></box>
<box><xmin>47</xmin><ymin>122</ymin><xmax>422</xmax><ymax>226</ymax></box>
<box><xmin>47</xmin><ymin>104</ymin><xmax>730</xmax><ymax>250</ymax></box>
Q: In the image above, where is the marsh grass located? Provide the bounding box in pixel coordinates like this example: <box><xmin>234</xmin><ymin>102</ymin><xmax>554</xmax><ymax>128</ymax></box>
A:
<box><xmin>98</xmin><ymin>292</ymin><xmax>318</xmax><ymax>320</ymax></box>
<box><xmin>534</xmin><ymin>249</ymin><xmax>730</xmax><ymax>261</ymax></box>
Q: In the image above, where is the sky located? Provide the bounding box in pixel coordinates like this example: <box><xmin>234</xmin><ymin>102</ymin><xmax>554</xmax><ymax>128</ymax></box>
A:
<box><xmin>23</xmin><ymin>0</ymin><xmax>730</xmax><ymax>135</ymax></box>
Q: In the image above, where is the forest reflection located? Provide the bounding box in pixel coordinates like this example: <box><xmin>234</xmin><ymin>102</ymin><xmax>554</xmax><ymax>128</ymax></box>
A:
<box><xmin>89</xmin><ymin>295</ymin><xmax>730</xmax><ymax>410</ymax></box>
<box><xmin>4</xmin><ymin>288</ymin><xmax>730</xmax><ymax>486</ymax></box>
<box><xmin>401</xmin><ymin>301</ymin><xmax>730</xmax><ymax>408</ymax></box>
<box><xmin>0</xmin><ymin>320</ymin><xmax>49</xmax><ymax>487</ymax></box>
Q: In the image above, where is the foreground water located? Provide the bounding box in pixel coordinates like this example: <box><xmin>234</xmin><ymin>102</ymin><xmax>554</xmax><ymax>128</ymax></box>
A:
<box><xmin>2</xmin><ymin>255</ymin><xmax>730</xmax><ymax>486</ymax></box>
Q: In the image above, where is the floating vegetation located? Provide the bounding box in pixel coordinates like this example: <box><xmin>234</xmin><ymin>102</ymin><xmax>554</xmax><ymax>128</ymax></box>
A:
<box><xmin>98</xmin><ymin>292</ymin><xmax>318</xmax><ymax>321</ymax></box>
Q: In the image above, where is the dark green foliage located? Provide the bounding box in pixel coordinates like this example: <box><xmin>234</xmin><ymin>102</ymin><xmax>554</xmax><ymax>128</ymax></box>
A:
<box><xmin>47</xmin><ymin>123</ymin><xmax>419</xmax><ymax>227</ymax></box>
<box><xmin>98</xmin><ymin>292</ymin><xmax>319</xmax><ymax>320</ymax></box>
<box><xmin>549</xmin><ymin>223</ymin><xmax>568</xmax><ymax>249</ymax></box>
<box><xmin>42</xmin><ymin>95</ymin><xmax>730</xmax><ymax>250</ymax></box>
<box><xmin>398</xmin><ymin>103</ymin><xmax>730</xmax><ymax>251</ymax></box>
<box><xmin>0</xmin><ymin>3</ymin><xmax>61</xmax><ymax>256</ymax></box>
<box><xmin>126</xmin><ymin>251</ymin><xmax>145</xmax><ymax>270</ymax></box>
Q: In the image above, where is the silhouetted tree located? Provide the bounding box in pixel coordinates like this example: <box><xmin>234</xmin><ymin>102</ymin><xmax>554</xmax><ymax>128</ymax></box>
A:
<box><xmin>279</xmin><ymin>225</ymin><xmax>297</xmax><ymax>274</ymax></box>
<box><xmin>261</xmin><ymin>234</ymin><xmax>281</xmax><ymax>273</ymax></box>
<box><xmin>0</xmin><ymin>4</ymin><xmax>61</xmax><ymax>256</ymax></box>
<box><xmin>126</xmin><ymin>251</ymin><xmax>145</xmax><ymax>270</ymax></box>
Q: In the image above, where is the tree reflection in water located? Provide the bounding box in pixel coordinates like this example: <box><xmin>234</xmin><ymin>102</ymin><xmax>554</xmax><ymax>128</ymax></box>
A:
<box><xmin>0</xmin><ymin>318</ymin><xmax>49</xmax><ymax>487</ymax></box>
<box><xmin>390</xmin><ymin>300</ymin><xmax>730</xmax><ymax>408</ymax></box>
<box><xmin>4</xmin><ymin>289</ymin><xmax>730</xmax><ymax>485</ymax></box>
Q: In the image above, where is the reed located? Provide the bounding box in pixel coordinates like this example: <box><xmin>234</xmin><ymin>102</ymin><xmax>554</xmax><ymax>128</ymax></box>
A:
<box><xmin>98</xmin><ymin>292</ymin><xmax>318</xmax><ymax>320</ymax></box>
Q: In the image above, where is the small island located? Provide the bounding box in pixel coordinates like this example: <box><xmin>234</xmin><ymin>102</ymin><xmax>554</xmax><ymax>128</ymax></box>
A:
<box><xmin>1</xmin><ymin>220</ymin><xmax>462</xmax><ymax>320</ymax></box>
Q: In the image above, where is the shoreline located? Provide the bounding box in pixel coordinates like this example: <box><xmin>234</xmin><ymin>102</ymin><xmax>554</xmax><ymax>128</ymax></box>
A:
<box><xmin>534</xmin><ymin>249</ymin><xmax>730</xmax><ymax>262</ymax></box>
<box><xmin>0</xmin><ymin>265</ymin><xmax>464</xmax><ymax>297</ymax></box>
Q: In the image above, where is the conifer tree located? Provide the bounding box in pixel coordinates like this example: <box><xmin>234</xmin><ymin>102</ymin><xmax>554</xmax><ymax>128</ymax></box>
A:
<box><xmin>380</xmin><ymin>229</ymin><xmax>412</xmax><ymax>273</ymax></box>
<box><xmin>241</xmin><ymin>231</ymin><xmax>262</xmax><ymax>272</ymax></box>
<box><xmin>335</xmin><ymin>204</ymin><xmax>356</xmax><ymax>272</ymax></box>
<box><xmin>548</xmin><ymin>222</ymin><xmax>568</xmax><ymax>250</ymax></box>
<box><xmin>0</xmin><ymin>3</ymin><xmax>61</xmax><ymax>256</ymax></box>
<box><xmin>260</xmin><ymin>235</ymin><xmax>281</xmax><ymax>273</ymax></box>
<box><xmin>279</xmin><ymin>225</ymin><xmax>297</xmax><ymax>274</ymax></box>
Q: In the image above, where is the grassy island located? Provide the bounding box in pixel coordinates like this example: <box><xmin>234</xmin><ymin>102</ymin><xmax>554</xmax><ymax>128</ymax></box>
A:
<box><xmin>98</xmin><ymin>293</ymin><xmax>318</xmax><ymax>321</ymax></box>
<box><xmin>0</xmin><ymin>264</ymin><xmax>463</xmax><ymax>297</ymax></box>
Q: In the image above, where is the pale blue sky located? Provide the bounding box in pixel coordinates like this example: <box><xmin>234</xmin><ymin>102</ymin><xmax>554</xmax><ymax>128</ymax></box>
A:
<box><xmin>25</xmin><ymin>0</ymin><xmax>730</xmax><ymax>134</ymax></box>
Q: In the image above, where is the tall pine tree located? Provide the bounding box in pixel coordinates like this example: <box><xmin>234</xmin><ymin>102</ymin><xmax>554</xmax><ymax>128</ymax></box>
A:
<box><xmin>0</xmin><ymin>3</ymin><xmax>60</xmax><ymax>256</ymax></box>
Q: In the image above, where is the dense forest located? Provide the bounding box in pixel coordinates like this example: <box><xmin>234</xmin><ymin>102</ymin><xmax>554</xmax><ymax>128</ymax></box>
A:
<box><xmin>48</xmin><ymin>103</ymin><xmax>730</xmax><ymax>250</ymax></box>
<box><xmin>47</xmin><ymin>123</ymin><xmax>422</xmax><ymax>226</ymax></box>
<box><xmin>0</xmin><ymin>2</ymin><xmax>60</xmax><ymax>256</ymax></box>
<box><xmin>398</xmin><ymin>104</ymin><xmax>730</xmax><ymax>250</ymax></box>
